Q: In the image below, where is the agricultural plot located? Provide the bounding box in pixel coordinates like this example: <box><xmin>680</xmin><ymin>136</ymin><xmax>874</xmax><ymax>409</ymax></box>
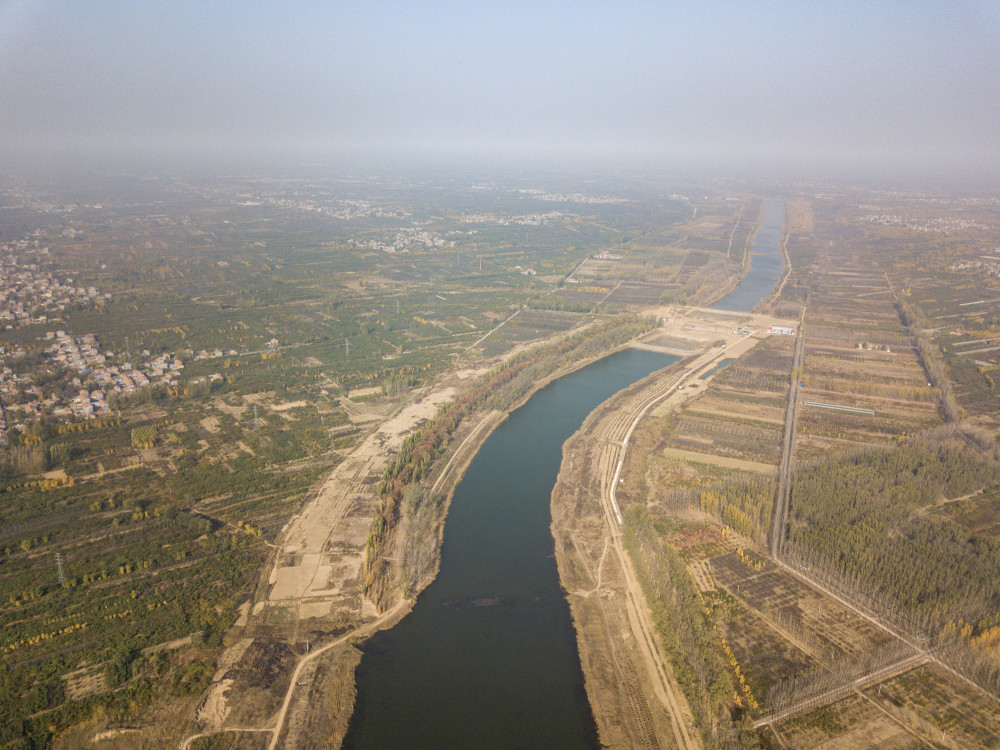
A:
<box><xmin>711</xmin><ymin>338</ymin><xmax>794</xmax><ymax>393</ymax></box>
<box><xmin>717</xmin><ymin>604</ymin><xmax>817</xmax><ymax>699</ymax></box>
<box><xmin>844</xmin><ymin>197</ymin><xmax>1000</xmax><ymax>427</ymax></box>
<box><xmin>665</xmin><ymin>414</ymin><xmax>783</xmax><ymax>462</ymax></box>
<box><xmin>940</xmin><ymin>353</ymin><xmax>1000</xmax><ymax>417</ymax></box>
<box><xmin>563</xmin><ymin>203</ymin><xmax>746</xmax><ymax>309</ymax></box>
<box><xmin>653</xmin><ymin>515</ymin><xmax>732</xmax><ymax>562</ymax></box>
<box><xmin>787</xmin><ymin>237</ymin><xmax>946</xmax><ymax>455</ymax></box>
<box><xmin>653</xmin><ymin>340</ymin><xmax>793</xmax><ymax>465</ymax></box>
<box><xmin>710</xmin><ymin>555</ymin><xmax>893</xmax><ymax>658</ymax></box>
<box><xmin>673</xmin><ymin>250</ymin><xmax>711</xmax><ymax>284</ymax></box>
<box><xmin>472</xmin><ymin>310</ymin><xmax>586</xmax><ymax>358</ymax></box>
<box><xmin>686</xmin><ymin>392</ymin><xmax>785</xmax><ymax>424</ymax></box>
<box><xmin>572</xmin><ymin>257</ymin><xmax>620</xmax><ymax>278</ymax></box>
<box><xmin>772</xmin><ymin>692</ymin><xmax>920</xmax><ymax>749</ymax></box>
<box><xmin>641</xmin><ymin>452</ymin><xmax>753</xmax><ymax>512</ymax></box>
<box><xmin>636</xmin><ymin>334</ymin><xmax>792</xmax><ymax>507</ymax></box>
<box><xmin>863</xmin><ymin>663</ymin><xmax>1000</xmax><ymax>749</ymax></box>
<box><xmin>545</xmin><ymin>282</ymin><xmax>613</xmax><ymax>311</ymax></box>
<box><xmin>602</xmin><ymin>281</ymin><xmax>674</xmax><ymax>308</ymax></box>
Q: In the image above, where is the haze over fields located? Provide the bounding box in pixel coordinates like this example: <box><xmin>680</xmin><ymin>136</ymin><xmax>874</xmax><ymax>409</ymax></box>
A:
<box><xmin>5</xmin><ymin>4</ymin><xmax>1000</xmax><ymax>747</ymax></box>
<box><xmin>1</xmin><ymin>0</ymin><xmax>999</xmax><ymax>177</ymax></box>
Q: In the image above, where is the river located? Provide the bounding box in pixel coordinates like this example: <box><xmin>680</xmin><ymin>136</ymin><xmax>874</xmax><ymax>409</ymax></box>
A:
<box><xmin>711</xmin><ymin>201</ymin><xmax>785</xmax><ymax>312</ymax></box>
<box><xmin>344</xmin><ymin>348</ymin><xmax>677</xmax><ymax>749</ymax></box>
<box><xmin>344</xmin><ymin>202</ymin><xmax>786</xmax><ymax>747</ymax></box>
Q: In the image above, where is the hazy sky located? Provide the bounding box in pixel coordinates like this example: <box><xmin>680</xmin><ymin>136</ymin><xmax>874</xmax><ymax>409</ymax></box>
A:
<box><xmin>1</xmin><ymin>1</ymin><xmax>998</xmax><ymax>172</ymax></box>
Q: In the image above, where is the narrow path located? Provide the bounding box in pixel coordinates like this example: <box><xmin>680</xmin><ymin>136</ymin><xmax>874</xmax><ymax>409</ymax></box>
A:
<box><xmin>467</xmin><ymin>308</ymin><xmax>521</xmax><ymax>351</ymax></box>
<box><xmin>180</xmin><ymin>727</ymin><xmax>273</xmax><ymax>750</ymax></box>
<box><xmin>430</xmin><ymin>410</ymin><xmax>500</xmax><ymax>496</ymax></box>
<box><xmin>770</xmin><ymin>321</ymin><xmax>804</xmax><ymax>558</ymax></box>
<box><xmin>575</xmin><ymin>537</ymin><xmax>609</xmax><ymax>598</ymax></box>
<box><xmin>609</xmin><ymin>368</ymin><xmax>690</xmax><ymax>525</ymax></box>
<box><xmin>591</xmin><ymin>357</ymin><xmax>743</xmax><ymax>749</ymax></box>
<box><xmin>177</xmin><ymin>600</ymin><xmax>407</xmax><ymax>750</ymax></box>
<box><xmin>266</xmin><ymin>599</ymin><xmax>406</xmax><ymax>750</ymax></box>
<box><xmin>772</xmin><ymin>216</ymin><xmax>794</xmax><ymax>301</ymax></box>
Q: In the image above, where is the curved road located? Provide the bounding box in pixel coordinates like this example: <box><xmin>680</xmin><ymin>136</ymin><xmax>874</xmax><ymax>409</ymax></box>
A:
<box><xmin>178</xmin><ymin>600</ymin><xmax>407</xmax><ymax>750</ymax></box>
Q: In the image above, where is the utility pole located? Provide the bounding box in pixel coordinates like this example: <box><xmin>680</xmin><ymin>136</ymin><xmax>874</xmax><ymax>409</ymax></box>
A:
<box><xmin>317</xmin><ymin>408</ymin><xmax>336</xmax><ymax>453</ymax></box>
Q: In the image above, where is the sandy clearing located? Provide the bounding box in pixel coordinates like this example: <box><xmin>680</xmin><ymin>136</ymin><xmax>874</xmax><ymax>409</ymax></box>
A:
<box><xmin>196</xmin><ymin>678</ymin><xmax>233</xmax><ymax>731</ymax></box>
<box><xmin>264</xmin><ymin>384</ymin><xmax>457</xmax><ymax>619</ymax></box>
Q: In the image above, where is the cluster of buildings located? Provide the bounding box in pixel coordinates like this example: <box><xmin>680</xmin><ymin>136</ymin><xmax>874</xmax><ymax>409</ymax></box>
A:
<box><xmin>0</xmin><ymin>325</ymin><xmax>242</xmax><ymax>441</ymax></box>
<box><xmin>242</xmin><ymin>195</ymin><xmax>411</xmax><ymax>222</ymax></box>
<box><xmin>460</xmin><ymin>211</ymin><xmax>573</xmax><ymax>226</ymax></box>
<box><xmin>513</xmin><ymin>188</ymin><xmax>626</xmax><ymax>204</ymax></box>
<box><xmin>951</xmin><ymin>256</ymin><xmax>1000</xmax><ymax>278</ymax></box>
<box><xmin>0</xmin><ymin>241</ymin><xmax>110</xmax><ymax>328</ymax></box>
<box><xmin>0</xmin><ymin>331</ymin><xmax>193</xmax><ymax>439</ymax></box>
<box><xmin>857</xmin><ymin>214</ymin><xmax>991</xmax><ymax>233</ymax></box>
<box><xmin>768</xmin><ymin>325</ymin><xmax>797</xmax><ymax>336</ymax></box>
<box><xmin>357</xmin><ymin>227</ymin><xmax>456</xmax><ymax>254</ymax></box>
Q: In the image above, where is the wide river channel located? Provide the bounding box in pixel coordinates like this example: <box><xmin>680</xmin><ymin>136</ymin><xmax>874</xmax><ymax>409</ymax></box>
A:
<box><xmin>344</xmin><ymin>348</ymin><xmax>676</xmax><ymax>749</ymax></box>
<box><xmin>345</xmin><ymin>202</ymin><xmax>784</xmax><ymax>748</ymax></box>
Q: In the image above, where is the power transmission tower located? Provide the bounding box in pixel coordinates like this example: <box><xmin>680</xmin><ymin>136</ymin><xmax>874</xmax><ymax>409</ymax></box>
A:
<box><xmin>345</xmin><ymin>337</ymin><xmax>350</xmax><ymax>360</ymax></box>
<box><xmin>253</xmin><ymin>404</ymin><xmax>259</xmax><ymax>429</ymax></box>
<box><xmin>55</xmin><ymin>552</ymin><xmax>66</xmax><ymax>587</ymax></box>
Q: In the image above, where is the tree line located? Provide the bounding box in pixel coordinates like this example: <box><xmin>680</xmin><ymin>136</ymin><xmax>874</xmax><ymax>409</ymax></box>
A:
<box><xmin>623</xmin><ymin>505</ymin><xmax>761</xmax><ymax>748</ymax></box>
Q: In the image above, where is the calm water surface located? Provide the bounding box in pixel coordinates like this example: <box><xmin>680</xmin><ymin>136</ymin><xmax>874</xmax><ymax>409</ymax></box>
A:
<box><xmin>711</xmin><ymin>201</ymin><xmax>786</xmax><ymax>312</ymax></box>
<box><xmin>344</xmin><ymin>348</ymin><xmax>676</xmax><ymax>749</ymax></box>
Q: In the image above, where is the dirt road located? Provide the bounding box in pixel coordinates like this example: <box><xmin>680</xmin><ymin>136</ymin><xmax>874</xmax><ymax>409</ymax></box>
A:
<box><xmin>178</xmin><ymin>600</ymin><xmax>407</xmax><ymax>750</ymax></box>
<box><xmin>552</xmin><ymin>312</ymin><xmax>791</xmax><ymax>749</ymax></box>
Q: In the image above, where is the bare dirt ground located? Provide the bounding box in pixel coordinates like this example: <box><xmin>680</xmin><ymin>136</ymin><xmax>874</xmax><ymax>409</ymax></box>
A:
<box><xmin>263</xmin><ymin>383</ymin><xmax>459</xmax><ymax>615</ymax></box>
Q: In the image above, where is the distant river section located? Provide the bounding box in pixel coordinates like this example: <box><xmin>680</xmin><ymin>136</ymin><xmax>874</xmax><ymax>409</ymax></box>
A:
<box><xmin>711</xmin><ymin>201</ymin><xmax>786</xmax><ymax>312</ymax></box>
